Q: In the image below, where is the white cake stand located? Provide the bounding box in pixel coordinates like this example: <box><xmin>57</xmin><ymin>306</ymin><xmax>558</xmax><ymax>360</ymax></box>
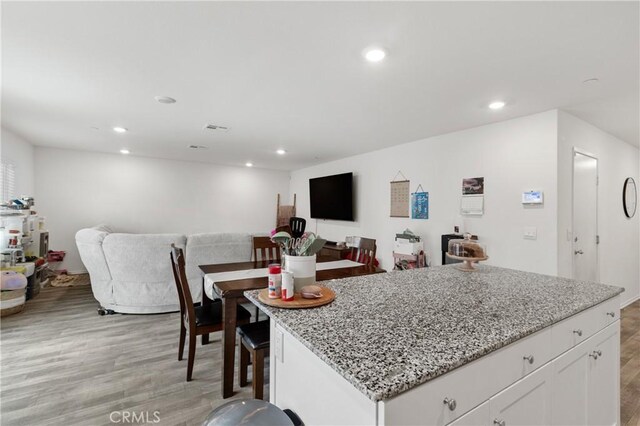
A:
<box><xmin>446</xmin><ymin>253</ymin><xmax>489</xmax><ymax>272</ymax></box>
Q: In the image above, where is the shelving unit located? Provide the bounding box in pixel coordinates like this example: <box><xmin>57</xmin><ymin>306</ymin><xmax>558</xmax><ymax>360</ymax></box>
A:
<box><xmin>392</xmin><ymin>251</ymin><xmax>427</xmax><ymax>270</ymax></box>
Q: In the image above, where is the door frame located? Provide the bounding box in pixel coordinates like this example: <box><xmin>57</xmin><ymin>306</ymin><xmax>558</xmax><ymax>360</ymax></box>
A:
<box><xmin>571</xmin><ymin>147</ymin><xmax>599</xmax><ymax>282</ymax></box>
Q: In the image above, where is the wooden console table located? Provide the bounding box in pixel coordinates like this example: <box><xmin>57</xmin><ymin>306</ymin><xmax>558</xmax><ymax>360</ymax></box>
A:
<box><xmin>319</xmin><ymin>244</ymin><xmax>351</xmax><ymax>260</ymax></box>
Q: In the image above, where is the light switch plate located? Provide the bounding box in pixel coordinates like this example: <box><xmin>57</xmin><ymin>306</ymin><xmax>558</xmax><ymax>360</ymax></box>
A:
<box><xmin>524</xmin><ymin>227</ymin><xmax>537</xmax><ymax>240</ymax></box>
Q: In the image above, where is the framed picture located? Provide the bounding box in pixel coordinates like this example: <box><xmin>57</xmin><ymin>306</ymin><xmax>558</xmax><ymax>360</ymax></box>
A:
<box><xmin>462</xmin><ymin>177</ymin><xmax>484</xmax><ymax>195</ymax></box>
<box><xmin>411</xmin><ymin>191</ymin><xmax>429</xmax><ymax>219</ymax></box>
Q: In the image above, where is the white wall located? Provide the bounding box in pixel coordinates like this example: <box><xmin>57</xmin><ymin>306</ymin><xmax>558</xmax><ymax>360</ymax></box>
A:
<box><xmin>557</xmin><ymin>111</ymin><xmax>640</xmax><ymax>307</ymax></box>
<box><xmin>35</xmin><ymin>147</ymin><xmax>290</xmax><ymax>273</ymax></box>
<box><xmin>291</xmin><ymin>110</ymin><xmax>559</xmax><ymax>275</ymax></box>
<box><xmin>0</xmin><ymin>127</ymin><xmax>35</xmax><ymax>198</ymax></box>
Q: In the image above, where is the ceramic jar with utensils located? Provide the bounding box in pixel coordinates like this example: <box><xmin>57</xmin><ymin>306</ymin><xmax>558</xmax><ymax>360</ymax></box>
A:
<box><xmin>284</xmin><ymin>254</ymin><xmax>316</xmax><ymax>292</ymax></box>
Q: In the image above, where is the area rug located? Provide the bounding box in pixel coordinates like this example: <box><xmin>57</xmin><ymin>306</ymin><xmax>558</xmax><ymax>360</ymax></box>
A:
<box><xmin>50</xmin><ymin>273</ymin><xmax>90</xmax><ymax>288</ymax></box>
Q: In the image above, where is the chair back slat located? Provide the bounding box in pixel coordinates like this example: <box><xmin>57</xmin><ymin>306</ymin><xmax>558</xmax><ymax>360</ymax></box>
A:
<box><xmin>170</xmin><ymin>244</ymin><xmax>196</xmax><ymax>325</ymax></box>
<box><xmin>253</xmin><ymin>236</ymin><xmax>281</xmax><ymax>263</ymax></box>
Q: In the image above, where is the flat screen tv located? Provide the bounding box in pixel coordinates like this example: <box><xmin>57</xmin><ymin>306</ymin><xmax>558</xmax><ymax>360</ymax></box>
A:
<box><xmin>309</xmin><ymin>172</ymin><xmax>354</xmax><ymax>221</ymax></box>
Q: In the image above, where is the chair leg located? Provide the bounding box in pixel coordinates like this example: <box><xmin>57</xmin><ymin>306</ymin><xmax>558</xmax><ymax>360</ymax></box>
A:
<box><xmin>254</xmin><ymin>306</ymin><xmax>260</xmax><ymax>322</ymax></box>
<box><xmin>186</xmin><ymin>331</ymin><xmax>196</xmax><ymax>382</ymax></box>
<box><xmin>178</xmin><ymin>325</ymin><xmax>186</xmax><ymax>361</ymax></box>
<box><xmin>239</xmin><ymin>341</ymin><xmax>249</xmax><ymax>387</ymax></box>
<box><xmin>252</xmin><ymin>349</ymin><xmax>265</xmax><ymax>400</ymax></box>
<box><xmin>202</xmin><ymin>333</ymin><xmax>209</xmax><ymax>345</ymax></box>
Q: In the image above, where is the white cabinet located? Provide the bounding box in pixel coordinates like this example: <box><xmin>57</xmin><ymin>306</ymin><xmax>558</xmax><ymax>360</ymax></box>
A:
<box><xmin>550</xmin><ymin>321</ymin><xmax>620</xmax><ymax>426</ymax></box>
<box><xmin>488</xmin><ymin>363</ymin><xmax>553</xmax><ymax>426</ymax></box>
<box><xmin>551</xmin><ymin>339</ymin><xmax>590</xmax><ymax>425</ymax></box>
<box><xmin>270</xmin><ymin>297</ymin><xmax>621</xmax><ymax>426</ymax></box>
<box><xmin>449</xmin><ymin>401</ymin><xmax>490</xmax><ymax>426</ymax></box>
<box><xmin>448</xmin><ymin>401</ymin><xmax>491</xmax><ymax>426</ymax></box>
<box><xmin>586</xmin><ymin>322</ymin><xmax>620</xmax><ymax>426</ymax></box>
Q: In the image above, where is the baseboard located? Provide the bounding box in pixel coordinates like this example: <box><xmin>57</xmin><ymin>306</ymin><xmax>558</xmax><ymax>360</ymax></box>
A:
<box><xmin>621</xmin><ymin>293</ymin><xmax>640</xmax><ymax>309</ymax></box>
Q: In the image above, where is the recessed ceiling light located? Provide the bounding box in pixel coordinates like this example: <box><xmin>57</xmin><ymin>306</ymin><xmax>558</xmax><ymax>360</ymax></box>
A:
<box><xmin>245</xmin><ymin>162</ymin><xmax>253</xmax><ymax>167</ymax></box>
<box><xmin>113</xmin><ymin>127</ymin><xmax>128</xmax><ymax>133</ymax></box>
<box><xmin>120</xmin><ymin>149</ymin><xmax>130</xmax><ymax>154</ymax></box>
<box><xmin>364</xmin><ymin>47</ymin><xmax>386</xmax><ymax>63</ymax></box>
<box><xmin>276</xmin><ymin>149</ymin><xmax>286</xmax><ymax>155</ymax></box>
<box><xmin>488</xmin><ymin>101</ymin><xmax>506</xmax><ymax>110</ymax></box>
<box><xmin>155</xmin><ymin>96</ymin><xmax>177</xmax><ymax>104</ymax></box>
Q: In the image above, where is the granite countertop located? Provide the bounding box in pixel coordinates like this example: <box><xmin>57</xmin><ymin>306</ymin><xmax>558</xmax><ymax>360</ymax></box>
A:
<box><xmin>244</xmin><ymin>265</ymin><xmax>623</xmax><ymax>402</ymax></box>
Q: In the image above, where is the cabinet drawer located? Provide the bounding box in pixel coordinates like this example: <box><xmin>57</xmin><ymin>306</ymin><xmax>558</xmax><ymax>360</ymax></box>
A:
<box><xmin>486</xmin><ymin>327</ymin><xmax>553</xmax><ymax>396</ymax></box>
<box><xmin>448</xmin><ymin>400</ymin><xmax>489</xmax><ymax>426</ymax></box>
<box><xmin>381</xmin><ymin>354</ymin><xmax>493</xmax><ymax>425</ymax></box>
<box><xmin>596</xmin><ymin>296</ymin><xmax>619</xmax><ymax>330</ymax></box>
<box><xmin>551</xmin><ymin>306</ymin><xmax>598</xmax><ymax>355</ymax></box>
<box><xmin>489</xmin><ymin>362</ymin><xmax>553</xmax><ymax>426</ymax></box>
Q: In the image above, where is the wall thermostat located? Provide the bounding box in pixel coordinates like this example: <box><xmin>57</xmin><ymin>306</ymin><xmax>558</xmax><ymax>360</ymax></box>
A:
<box><xmin>522</xmin><ymin>190</ymin><xmax>544</xmax><ymax>205</ymax></box>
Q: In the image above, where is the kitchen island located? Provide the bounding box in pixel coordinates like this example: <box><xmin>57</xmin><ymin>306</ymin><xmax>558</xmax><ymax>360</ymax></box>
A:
<box><xmin>245</xmin><ymin>265</ymin><xmax>623</xmax><ymax>425</ymax></box>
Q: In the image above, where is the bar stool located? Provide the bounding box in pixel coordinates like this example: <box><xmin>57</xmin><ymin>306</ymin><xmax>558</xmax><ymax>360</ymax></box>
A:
<box><xmin>237</xmin><ymin>320</ymin><xmax>270</xmax><ymax>400</ymax></box>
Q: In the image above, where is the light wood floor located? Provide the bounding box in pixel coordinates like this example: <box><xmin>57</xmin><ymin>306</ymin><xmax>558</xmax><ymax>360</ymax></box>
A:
<box><xmin>621</xmin><ymin>300</ymin><xmax>640</xmax><ymax>426</ymax></box>
<box><xmin>1</xmin><ymin>284</ymin><xmax>261</xmax><ymax>426</ymax></box>
<box><xmin>1</xmin><ymin>285</ymin><xmax>639</xmax><ymax>426</ymax></box>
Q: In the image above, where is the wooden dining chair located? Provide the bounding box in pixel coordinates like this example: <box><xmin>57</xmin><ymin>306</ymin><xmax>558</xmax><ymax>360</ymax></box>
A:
<box><xmin>252</xmin><ymin>236</ymin><xmax>281</xmax><ymax>263</ymax></box>
<box><xmin>349</xmin><ymin>237</ymin><xmax>377</xmax><ymax>266</ymax></box>
<box><xmin>238</xmin><ymin>319</ymin><xmax>270</xmax><ymax>400</ymax></box>
<box><xmin>289</xmin><ymin>217</ymin><xmax>306</xmax><ymax>239</ymax></box>
<box><xmin>170</xmin><ymin>244</ymin><xmax>251</xmax><ymax>381</ymax></box>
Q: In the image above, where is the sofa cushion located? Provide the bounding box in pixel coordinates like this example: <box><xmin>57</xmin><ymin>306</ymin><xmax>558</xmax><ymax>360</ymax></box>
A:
<box><xmin>103</xmin><ymin>233</ymin><xmax>186</xmax><ymax>307</ymax></box>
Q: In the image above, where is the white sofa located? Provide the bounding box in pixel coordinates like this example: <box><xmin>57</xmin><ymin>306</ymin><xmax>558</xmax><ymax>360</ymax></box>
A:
<box><xmin>75</xmin><ymin>226</ymin><xmax>253</xmax><ymax>314</ymax></box>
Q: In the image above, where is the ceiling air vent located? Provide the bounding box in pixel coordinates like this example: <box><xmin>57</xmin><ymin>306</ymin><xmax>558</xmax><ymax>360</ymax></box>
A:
<box><xmin>188</xmin><ymin>145</ymin><xmax>208</xmax><ymax>149</ymax></box>
<box><xmin>204</xmin><ymin>124</ymin><xmax>229</xmax><ymax>132</ymax></box>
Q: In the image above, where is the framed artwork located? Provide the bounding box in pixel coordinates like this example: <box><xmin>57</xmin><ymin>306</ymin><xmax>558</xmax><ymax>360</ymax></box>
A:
<box><xmin>390</xmin><ymin>179</ymin><xmax>410</xmax><ymax>218</ymax></box>
<box><xmin>411</xmin><ymin>186</ymin><xmax>429</xmax><ymax>219</ymax></box>
<box><xmin>462</xmin><ymin>177</ymin><xmax>484</xmax><ymax>195</ymax></box>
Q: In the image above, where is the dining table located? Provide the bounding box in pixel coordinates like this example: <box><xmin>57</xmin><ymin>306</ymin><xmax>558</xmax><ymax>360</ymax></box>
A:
<box><xmin>198</xmin><ymin>256</ymin><xmax>386</xmax><ymax>398</ymax></box>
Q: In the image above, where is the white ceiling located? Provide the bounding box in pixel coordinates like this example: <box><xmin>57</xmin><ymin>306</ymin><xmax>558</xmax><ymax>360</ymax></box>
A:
<box><xmin>2</xmin><ymin>1</ymin><xmax>638</xmax><ymax>170</ymax></box>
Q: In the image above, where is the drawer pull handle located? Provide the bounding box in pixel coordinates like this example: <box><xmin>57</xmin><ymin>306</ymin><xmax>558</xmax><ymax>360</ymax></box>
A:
<box><xmin>589</xmin><ymin>350</ymin><xmax>602</xmax><ymax>360</ymax></box>
<box><xmin>573</xmin><ymin>329</ymin><xmax>583</xmax><ymax>337</ymax></box>
<box><xmin>606</xmin><ymin>312</ymin><xmax>615</xmax><ymax>318</ymax></box>
<box><xmin>494</xmin><ymin>419</ymin><xmax>506</xmax><ymax>426</ymax></box>
<box><xmin>443</xmin><ymin>397</ymin><xmax>457</xmax><ymax>411</ymax></box>
<box><xmin>523</xmin><ymin>355</ymin><xmax>534</xmax><ymax>364</ymax></box>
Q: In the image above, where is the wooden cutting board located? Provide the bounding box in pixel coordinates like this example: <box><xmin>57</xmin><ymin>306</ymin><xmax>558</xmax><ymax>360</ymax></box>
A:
<box><xmin>257</xmin><ymin>287</ymin><xmax>335</xmax><ymax>309</ymax></box>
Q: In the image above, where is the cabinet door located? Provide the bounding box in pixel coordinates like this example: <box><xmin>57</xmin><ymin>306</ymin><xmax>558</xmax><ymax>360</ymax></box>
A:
<box><xmin>587</xmin><ymin>322</ymin><xmax>620</xmax><ymax>426</ymax></box>
<box><xmin>449</xmin><ymin>401</ymin><xmax>490</xmax><ymax>426</ymax></box>
<box><xmin>489</xmin><ymin>363</ymin><xmax>552</xmax><ymax>426</ymax></box>
<box><xmin>551</xmin><ymin>340</ymin><xmax>590</xmax><ymax>425</ymax></box>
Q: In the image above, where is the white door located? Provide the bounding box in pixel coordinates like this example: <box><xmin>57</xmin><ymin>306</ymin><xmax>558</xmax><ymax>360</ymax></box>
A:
<box><xmin>489</xmin><ymin>363</ymin><xmax>553</xmax><ymax>426</ymax></box>
<box><xmin>572</xmin><ymin>150</ymin><xmax>599</xmax><ymax>282</ymax></box>
<box><xmin>587</xmin><ymin>322</ymin><xmax>620</xmax><ymax>426</ymax></box>
<box><xmin>551</xmin><ymin>341</ymin><xmax>590</xmax><ymax>425</ymax></box>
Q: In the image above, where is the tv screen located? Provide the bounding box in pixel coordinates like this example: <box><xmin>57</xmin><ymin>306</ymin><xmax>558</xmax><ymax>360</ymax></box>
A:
<box><xmin>309</xmin><ymin>172</ymin><xmax>354</xmax><ymax>221</ymax></box>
